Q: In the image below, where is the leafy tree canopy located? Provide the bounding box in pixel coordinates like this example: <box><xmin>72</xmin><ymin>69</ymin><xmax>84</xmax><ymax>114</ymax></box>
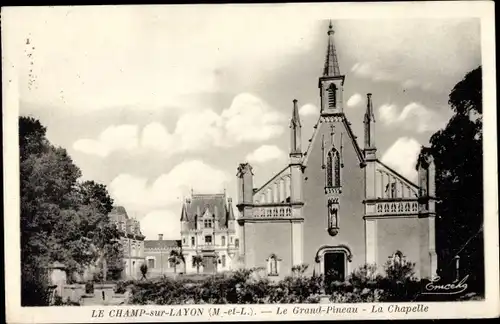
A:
<box><xmin>20</xmin><ymin>116</ymin><xmax>124</xmax><ymax>304</ymax></box>
<box><xmin>420</xmin><ymin>66</ymin><xmax>483</xmax><ymax>292</ymax></box>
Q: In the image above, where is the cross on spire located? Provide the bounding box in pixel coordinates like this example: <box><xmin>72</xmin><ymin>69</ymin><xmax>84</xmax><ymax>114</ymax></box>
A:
<box><xmin>330</xmin><ymin>124</ymin><xmax>336</xmax><ymax>145</ymax></box>
<box><xmin>323</xmin><ymin>20</ymin><xmax>341</xmax><ymax>77</ymax></box>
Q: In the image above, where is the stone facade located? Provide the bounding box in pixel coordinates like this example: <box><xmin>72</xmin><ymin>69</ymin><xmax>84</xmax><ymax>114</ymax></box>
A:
<box><xmin>108</xmin><ymin>206</ymin><xmax>146</xmax><ymax>279</ymax></box>
<box><xmin>143</xmin><ymin>234</ymin><xmax>182</xmax><ymax>277</ymax></box>
<box><xmin>236</xmin><ymin>23</ymin><xmax>437</xmax><ymax>280</ymax></box>
<box><xmin>180</xmin><ymin>193</ymin><xmax>239</xmax><ymax>274</ymax></box>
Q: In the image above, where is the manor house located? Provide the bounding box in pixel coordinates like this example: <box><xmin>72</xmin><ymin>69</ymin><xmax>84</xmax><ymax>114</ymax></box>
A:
<box><xmin>235</xmin><ymin>22</ymin><xmax>438</xmax><ymax>280</ymax></box>
<box><xmin>108</xmin><ymin>206</ymin><xmax>145</xmax><ymax>279</ymax></box>
<box><xmin>180</xmin><ymin>193</ymin><xmax>239</xmax><ymax>274</ymax></box>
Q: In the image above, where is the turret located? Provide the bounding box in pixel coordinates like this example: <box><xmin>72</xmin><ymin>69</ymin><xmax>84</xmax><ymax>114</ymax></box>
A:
<box><xmin>416</xmin><ymin>147</ymin><xmax>438</xmax><ymax>279</ymax></box>
<box><xmin>289</xmin><ymin>100</ymin><xmax>304</xmax><ymax>204</ymax></box>
<box><xmin>290</xmin><ymin>99</ymin><xmax>302</xmax><ymax>156</ymax></box>
<box><xmin>417</xmin><ymin>147</ymin><xmax>436</xmax><ymax>204</ymax></box>
<box><xmin>180</xmin><ymin>201</ymin><xmax>189</xmax><ymax>232</ymax></box>
<box><xmin>363</xmin><ymin>93</ymin><xmax>377</xmax><ymax>161</ymax></box>
<box><xmin>227</xmin><ymin>197</ymin><xmax>236</xmax><ymax>230</ymax></box>
<box><xmin>236</xmin><ymin>163</ymin><xmax>254</xmax><ymax>206</ymax></box>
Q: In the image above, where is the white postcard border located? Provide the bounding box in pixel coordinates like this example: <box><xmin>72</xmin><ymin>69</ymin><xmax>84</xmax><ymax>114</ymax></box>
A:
<box><xmin>3</xmin><ymin>2</ymin><xmax>499</xmax><ymax>322</ymax></box>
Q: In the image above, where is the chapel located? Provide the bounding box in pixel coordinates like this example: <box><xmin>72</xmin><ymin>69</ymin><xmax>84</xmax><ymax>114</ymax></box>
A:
<box><xmin>235</xmin><ymin>22</ymin><xmax>438</xmax><ymax>280</ymax></box>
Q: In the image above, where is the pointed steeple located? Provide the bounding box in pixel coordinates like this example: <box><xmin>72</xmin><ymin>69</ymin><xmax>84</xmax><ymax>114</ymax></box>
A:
<box><xmin>180</xmin><ymin>202</ymin><xmax>188</xmax><ymax>221</ymax></box>
<box><xmin>227</xmin><ymin>197</ymin><xmax>235</xmax><ymax>220</ymax></box>
<box><xmin>290</xmin><ymin>99</ymin><xmax>302</xmax><ymax>155</ymax></box>
<box><xmin>323</xmin><ymin>20</ymin><xmax>341</xmax><ymax>77</ymax></box>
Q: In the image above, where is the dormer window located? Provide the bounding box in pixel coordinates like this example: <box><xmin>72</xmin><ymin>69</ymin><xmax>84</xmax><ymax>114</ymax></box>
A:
<box><xmin>204</xmin><ymin>219</ymin><xmax>213</xmax><ymax>228</ymax></box>
<box><xmin>328</xmin><ymin>83</ymin><xmax>337</xmax><ymax>108</ymax></box>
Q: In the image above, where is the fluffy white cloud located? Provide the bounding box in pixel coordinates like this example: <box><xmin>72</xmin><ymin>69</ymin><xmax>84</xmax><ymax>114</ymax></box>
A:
<box><xmin>109</xmin><ymin>160</ymin><xmax>229</xmax><ymax>211</ymax></box>
<box><xmin>346</xmin><ymin>93</ymin><xmax>363</xmax><ymax>108</ymax></box>
<box><xmin>379</xmin><ymin>104</ymin><xmax>399</xmax><ymax>125</ymax></box>
<box><xmin>73</xmin><ymin>93</ymin><xmax>284</xmax><ymax>156</ymax></box>
<box><xmin>222</xmin><ymin>93</ymin><xmax>285</xmax><ymax>144</ymax></box>
<box><xmin>299</xmin><ymin>103</ymin><xmax>319</xmax><ymax>116</ymax></box>
<box><xmin>175</xmin><ymin>109</ymin><xmax>226</xmax><ymax>151</ymax></box>
<box><xmin>381</xmin><ymin>137</ymin><xmax>422</xmax><ymax>182</ymax></box>
<box><xmin>141</xmin><ymin>122</ymin><xmax>174</xmax><ymax>152</ymax></box>
<box><xmin>73</xmin><ymin>124</ymin><xmax>139</xmax><ymax>157</ymax></box>
<box><xmin>351</xmin><ymin>63</ymin><xmax>397</xmax><ymax>82</ymax></box>
<box><xmin>246</xmin><ymin>145</ymin><xmax>286</xmax><ymax>164</ymax></box>
<box><xmin>140</xmin><ymin>209</ymin><xmax>180</xmax><ymax>240</ymax></box>
<box><xmin>378</xmin><ymin>102</ymin><xmax>449</xmax><ymax>133</ymax></box>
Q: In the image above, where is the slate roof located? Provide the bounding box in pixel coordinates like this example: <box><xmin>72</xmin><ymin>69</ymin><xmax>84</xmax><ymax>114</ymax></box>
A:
<box><xmin>144</xmin><ymin>240</ymin><xmax>181</xmax><ymax>250</ymax></box>
<box><xmin>181</xmin><ymin>193</ymin><xmax>235</xmax><ymax>229</ymax></box>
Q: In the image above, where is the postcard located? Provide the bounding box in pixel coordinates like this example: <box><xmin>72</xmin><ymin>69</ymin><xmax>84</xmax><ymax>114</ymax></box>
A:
<box><xmin>2</xmin><ymin>2</ymin><xmax>499</xmax><ymax>322</ymax></box>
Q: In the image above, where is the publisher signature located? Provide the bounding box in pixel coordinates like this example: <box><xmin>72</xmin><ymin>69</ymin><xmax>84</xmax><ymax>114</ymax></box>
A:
<box><xmin>423</xmin><ymin>275</ymin><xmax>469</xmax><ymax>295</ymax></box>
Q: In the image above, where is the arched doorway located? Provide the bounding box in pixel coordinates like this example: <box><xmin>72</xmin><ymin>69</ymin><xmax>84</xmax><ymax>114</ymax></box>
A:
<box><xmin>315</xmin><ymin>245</ymin><xmax>353</xmax><ymax>281</ymax></box>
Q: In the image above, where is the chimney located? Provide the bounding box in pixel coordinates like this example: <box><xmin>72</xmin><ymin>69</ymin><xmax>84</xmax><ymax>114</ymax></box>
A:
<box><xmin>158</xmin><ymin>234</ymin><xmax>163</xmax><ymax>241</ymax></box>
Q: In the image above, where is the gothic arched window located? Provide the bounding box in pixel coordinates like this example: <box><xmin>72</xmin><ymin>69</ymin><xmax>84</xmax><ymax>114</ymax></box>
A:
<box><xmin>334</xmin><ymin>151</ymin><xmax>341</xmax><ymax>187</ymax></box>
<box><xmin>326</xmin><ymin>149</ymin><xmax>341</xmax><ymax>188</ymax></box>
<box><xmin>328</xmin><ymin>84</ymin><xmax>337</xmax><ymax>108</ymax></box>
<box><xmin>327</xmin><ymin>151</ymin><xmax>333</xmax><ymax>187</ymax></box>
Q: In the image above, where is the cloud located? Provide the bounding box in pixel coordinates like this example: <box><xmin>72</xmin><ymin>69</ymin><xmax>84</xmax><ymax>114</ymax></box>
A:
<box><xmin>140</xmin><ymin>209</ymin><xmax>180</xmax><ymax>240</ymax></box>
<box><xmin>73</xmin><ymin>124</ymin><xmax>139</xmax><ymax>157</ymax></box>
<box><xmin>246</xmin><ymin>145</ymin><xmax>286</xmax><ymax>164</ymax></box>
<box><xmin>108</xmin><ymin>160</ymin><xmax>229</xmax><ymax>211</ymax></box>
<box><xmin>15</xmin><ymin>8</ymin><xmax>318</xmax><ymax>111</ymax></box>
<box><xmin>175</xmin><ymin>109</ymin><xmax>226</xmax><ymax>151</ymax></box>
<box><xmin>299</xmin><ymin>103</ymin><xmax>319</xmax><ymax>116</ymax></box>
<box><xmin>381</xmin><ymin>137</ymin><xmax>422</xmax><ymax>182</ymax></box>
<box><xmin>73</xmin><ymin>93</ymin><xmax>284</xmax><ymax>156</ymax></box>
<box><xmin>378</xmin><ymin>104</ymin><xmax>399</xmax><ymax>125</ymax></box>
<box><xmin>340</xmin><ymin>19</ymin><xmax>480</xmax><ymax>93</ymax></box>
<box><xmin>140</xmin><ymin>122</ymin><xmax>174</xmax><ymax>152</ymax></box>
<box><xmin>222</xmin><ymin>93</ymin><xmax>285</xmax><ymax>144</ymax></box>
<box><xmin>351</xmin><ymin>63</ymin><xmax>397</xmax><ymax>82</ymax></box>
<box><xmin>346</xmin><ymin>93</ymin><xmax>363</xmax><ymax>108</ymax></box>
<box><xmin>378</xmin><ymin>102</ymin><xmax>449</xmax><ymax>133</ymax></box>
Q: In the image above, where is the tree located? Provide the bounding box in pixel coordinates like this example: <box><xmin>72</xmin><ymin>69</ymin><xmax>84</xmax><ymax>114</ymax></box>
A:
<box><xmin>140</xmin><ymin>263</ymin><xmax>148</xmax><ymax>280</ymax></box>
<box><xmin>419</xmin><ymin>66</ymin><xmax>483</xmax><ymax>293</ymax></box>
<box><xmin>19</xmin><ymin>116</ymin><xmax>123</xmax><ymax>304</ymax></box>
<box><xmin>168</xmin><ymin>250</ymin><xmax>184</xmax><ymax>274</ymax></box>
<box><xmin>192</xmin><ymin>255</ymin><xmax>204</xmax><ymax>274</ymax></box>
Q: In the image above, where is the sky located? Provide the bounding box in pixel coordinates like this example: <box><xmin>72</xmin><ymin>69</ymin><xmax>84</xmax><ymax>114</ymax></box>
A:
<box><xmin>13</xmin><ymin>6</ymin><xmax>481</xmax><ymax>240</ymax></box>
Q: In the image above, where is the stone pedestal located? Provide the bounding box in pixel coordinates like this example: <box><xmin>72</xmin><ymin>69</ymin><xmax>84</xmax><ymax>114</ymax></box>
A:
<box><xmin>48</xmin><ymin>261</ymin><xmax>67</xmax><ymax>299</ymax></box>
<box><xmin>319</xmin><ymin>294</ymin><xmax>331</xmax><ymax>304</ymax></box>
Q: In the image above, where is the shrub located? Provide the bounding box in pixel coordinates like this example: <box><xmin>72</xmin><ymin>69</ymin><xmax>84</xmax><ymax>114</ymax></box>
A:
<box><xmin>125</xmin><ymin>254</ymin><xmax>470</xmax><ymax>304</ymax></box>
<box><xmin>85</xmin><ymin>281</ymin><xmax>94</xmax><ymax>294</ymax></box>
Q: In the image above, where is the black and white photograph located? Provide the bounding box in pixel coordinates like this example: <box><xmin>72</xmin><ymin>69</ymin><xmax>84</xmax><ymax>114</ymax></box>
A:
<box><xmin>3</xmin><ymin>2</ymin><xmax>498</xmax><ymax>322</ymax></box>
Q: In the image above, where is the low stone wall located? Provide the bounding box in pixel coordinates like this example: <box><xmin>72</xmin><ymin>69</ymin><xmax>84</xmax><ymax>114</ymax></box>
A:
<box><xmin>62</xmin><ymin>284</ymin><xmax>86</xmax><ymax>303</ymax></box>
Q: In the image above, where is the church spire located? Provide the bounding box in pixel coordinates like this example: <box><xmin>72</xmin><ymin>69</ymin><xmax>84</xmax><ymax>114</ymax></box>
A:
<box><xmin>323</xmin><ymin>20</ymin><xmax>341</xmax><ymax>77</ymax></box>
<box><xmin>290</xmin><ymin>99</ymin><xmax>302</xmax><ymax>155</ymax></box>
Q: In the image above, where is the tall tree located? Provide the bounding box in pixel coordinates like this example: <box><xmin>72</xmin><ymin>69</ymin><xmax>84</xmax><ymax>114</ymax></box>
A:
<box><xmin>19</xmin><ymin>116</ymin><xmax>123</xmax><ymax>304</ymax></box>
<box><xmin>421</xmin><ymin>66</ymin><xmax>483</xmax><ymax>293</ymax></box>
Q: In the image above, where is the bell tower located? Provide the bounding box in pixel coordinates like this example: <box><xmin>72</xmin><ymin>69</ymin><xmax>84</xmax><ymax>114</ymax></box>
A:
<box><xmin>319</xmin><ymin>21</ymin><xmax>345</xmax><ymax>116</ymax></box>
